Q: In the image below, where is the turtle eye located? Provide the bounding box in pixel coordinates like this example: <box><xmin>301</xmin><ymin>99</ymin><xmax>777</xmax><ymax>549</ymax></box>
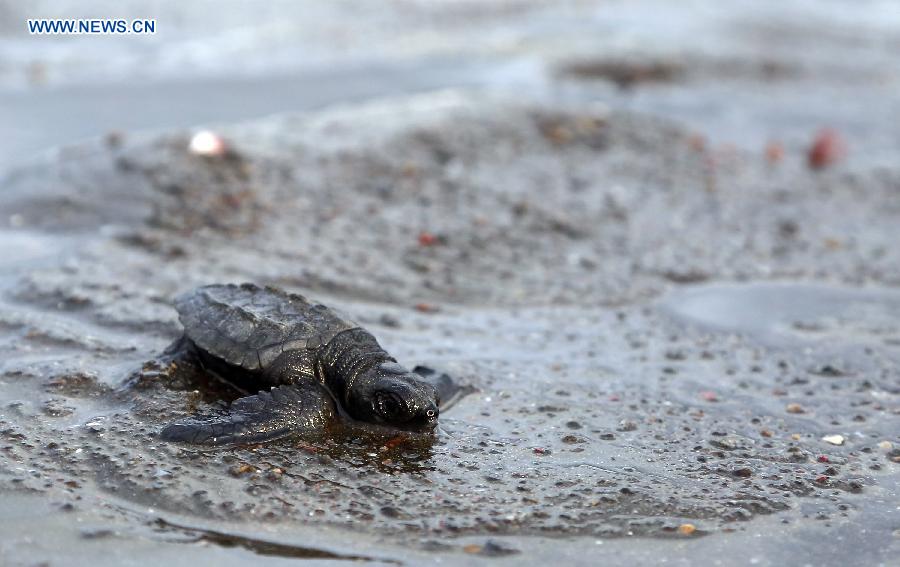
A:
<box><xmin>375</xmin><ymin>392</ymin><xmax>407</xmax><ymax>422</ymax></box>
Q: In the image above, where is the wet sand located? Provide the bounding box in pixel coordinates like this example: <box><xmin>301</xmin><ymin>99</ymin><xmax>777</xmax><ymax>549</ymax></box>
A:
<box><xmin>0</xmin><ymin>93</ymin><xmax>897</xmax><ymax>566</ymax></box>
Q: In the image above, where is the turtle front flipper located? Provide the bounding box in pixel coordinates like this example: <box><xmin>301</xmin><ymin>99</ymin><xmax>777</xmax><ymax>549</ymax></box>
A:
<box><xmin>412</xmin><ymin>366</ymin><xmax>476</xmax><ymax>411</ymax></box>
<box><xmin>160</xmin><ymin>385</ymin><xmax>336</xmax><ymax>445</ymax></box>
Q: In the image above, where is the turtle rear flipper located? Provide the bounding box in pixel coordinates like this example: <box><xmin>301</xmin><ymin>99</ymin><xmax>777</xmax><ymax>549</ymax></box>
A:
<box><xmin>160</xmin><ymin>385</ymin><xmax>336</xmax><ymax>445</ymax></box>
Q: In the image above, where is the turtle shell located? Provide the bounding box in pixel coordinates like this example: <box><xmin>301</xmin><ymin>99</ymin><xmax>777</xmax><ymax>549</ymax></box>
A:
<box><xmin>174</xmin><ymin>283</ymin><xmax>359</xmax><ymax>373</ymax></box>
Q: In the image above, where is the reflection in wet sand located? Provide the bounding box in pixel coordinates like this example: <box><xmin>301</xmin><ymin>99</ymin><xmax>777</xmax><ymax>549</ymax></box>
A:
<box><xmin>661</xmin><ymin>282</ymin><xmax>900</xmax><ymax>348</ymax></box>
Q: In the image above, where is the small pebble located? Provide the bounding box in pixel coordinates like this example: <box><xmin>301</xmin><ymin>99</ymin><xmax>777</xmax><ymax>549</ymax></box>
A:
<box><xmin>378</xmin><ymin>314</ymin><xmax>400</xmax><ymax>328</ymax></box>
<box><xmin>765</xmin><ymin>141</ymin><xmax>784</xmax><ymax>164</ymax></box>
<box><xmin>807</xmin><ymin>128</ymin><xmax>846</xmax><ymax>170</ymax></box>
<box><xmin>461</xmin><ymin>540</ymin><xmax>520</xmax><ymax>556</ymax></box>
<box><xmin>822</xmin><ymin>435</ymin><xmax>845</xmax><ymax>446</ymax></box>
<box><xmin>786</xmin><ymin>403</ymin><xmax>805</xmax><ymax>414</ymax></box>
<box><xmin>418</xmin><ymin>232</ymin><xmax>439</xmax><ymax>246</ymax></box>
<box><xmin>687</xmin><ymin>134</ymin><xmax>706</xmax><ymax>152</ymax></box>
<box><xmin>229</xmin><ymin>463</ymin><xmax>255</xmax><ymax>477</ymax></box>
<box><xmin>463</xmin><ymin>544</ymin><xmax>482</xmax><ymax>554</ymax></box>
<box><xmin>105</xmin><ymin>130</ymin><xmax>124</xmax><ymax>148</ymax></box>
<box><xmin>480</xmin><ymin>541</ymin><xmax>519</xmax><ymax>557</ymax></box>
<box><xmin>414</xmin><ymin>303</ymin><xmax>440</xmax><ymax>313</ymax></box>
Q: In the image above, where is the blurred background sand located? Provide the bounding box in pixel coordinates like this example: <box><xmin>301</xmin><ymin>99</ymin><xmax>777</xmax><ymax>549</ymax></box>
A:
<box><xmin>3</xmin><ymin>0</ymin><xmax>900</xmax><ymax>170</ymax></box>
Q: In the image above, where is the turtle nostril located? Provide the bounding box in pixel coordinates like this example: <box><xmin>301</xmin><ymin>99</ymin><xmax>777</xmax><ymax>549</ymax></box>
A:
<box><xmin>426</xmin><ymin>409</ymin><xmax>436</xmax><ymax>419</ymax></box>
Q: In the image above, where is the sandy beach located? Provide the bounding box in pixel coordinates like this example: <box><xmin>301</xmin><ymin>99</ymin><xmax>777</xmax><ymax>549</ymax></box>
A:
<box><xmin>0</xmin><ymin>2</ymin><xmax>898</xmax><ymax>565</ymax></box>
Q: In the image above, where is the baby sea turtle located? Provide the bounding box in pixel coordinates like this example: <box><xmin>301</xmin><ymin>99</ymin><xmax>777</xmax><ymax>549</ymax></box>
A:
<box><xmin>160</xmin><ymin>283</ymin><xmax>457</xmax><ymax>445</ymax></box>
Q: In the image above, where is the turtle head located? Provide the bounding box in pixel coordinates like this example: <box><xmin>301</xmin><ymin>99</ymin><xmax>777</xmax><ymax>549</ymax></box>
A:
<box><xmin>349</xmin><ymin>361</ymin><xmax>439</xmax><ymax>430</ymax></box>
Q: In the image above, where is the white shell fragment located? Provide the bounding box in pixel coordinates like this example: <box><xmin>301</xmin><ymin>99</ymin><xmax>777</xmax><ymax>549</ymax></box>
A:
<box><xmin>189</xmin><ymin>130</ymin><xmax>227</xmax><ymax>156</ymax></box>
<box><xmin>822</xmin><ymin>434</ymin><xmax>845</xmax><ymax>446</ymax></box>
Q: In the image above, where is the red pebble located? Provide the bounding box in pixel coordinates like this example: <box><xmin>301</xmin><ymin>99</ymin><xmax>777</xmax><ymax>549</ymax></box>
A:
<box><xmin>807</xmin><ymin>128</ymin><xmax>846</xmax><ymax>170</ymax></box>
<box><xmin>418</xmin><ymin>231</ymin><xmax>439</xmax><ymax>247</ymax></box>
<box><xmin>700</xmin><ymin>391</ymin><xmax>718</xmax><ymax>402</ymax></box>
<box><xmin>608</xmin><ymin>395</ymin><xmax>620</xmax><ymax>402</ymax></box>
<box><xmin>765</xmin><ymin>141</ymin><xmax>784</xmax><ymax>164</ymax></box>
<box><xmin>688</xmin><ymin>134</ymin><xmax>706</xmax><ymax>152</ymax></box>
<box><xmin>414</xmin><ymin>302</ymin><xmax>439</xmax><ymax>313</ymax></box>
<box><xmin>817</xmin><ymin>455</ymin><xmax>829</xmax><ymax>463</ymax></box>
<box><xmin>815</xmin><ymin>475</ymin><xmax>828</xmax><ymax>484</ymax></box>
<box><xmin>533</xmin><ymin>447</ymin><xmax>550</xmax><ymax>455</ymax></box>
